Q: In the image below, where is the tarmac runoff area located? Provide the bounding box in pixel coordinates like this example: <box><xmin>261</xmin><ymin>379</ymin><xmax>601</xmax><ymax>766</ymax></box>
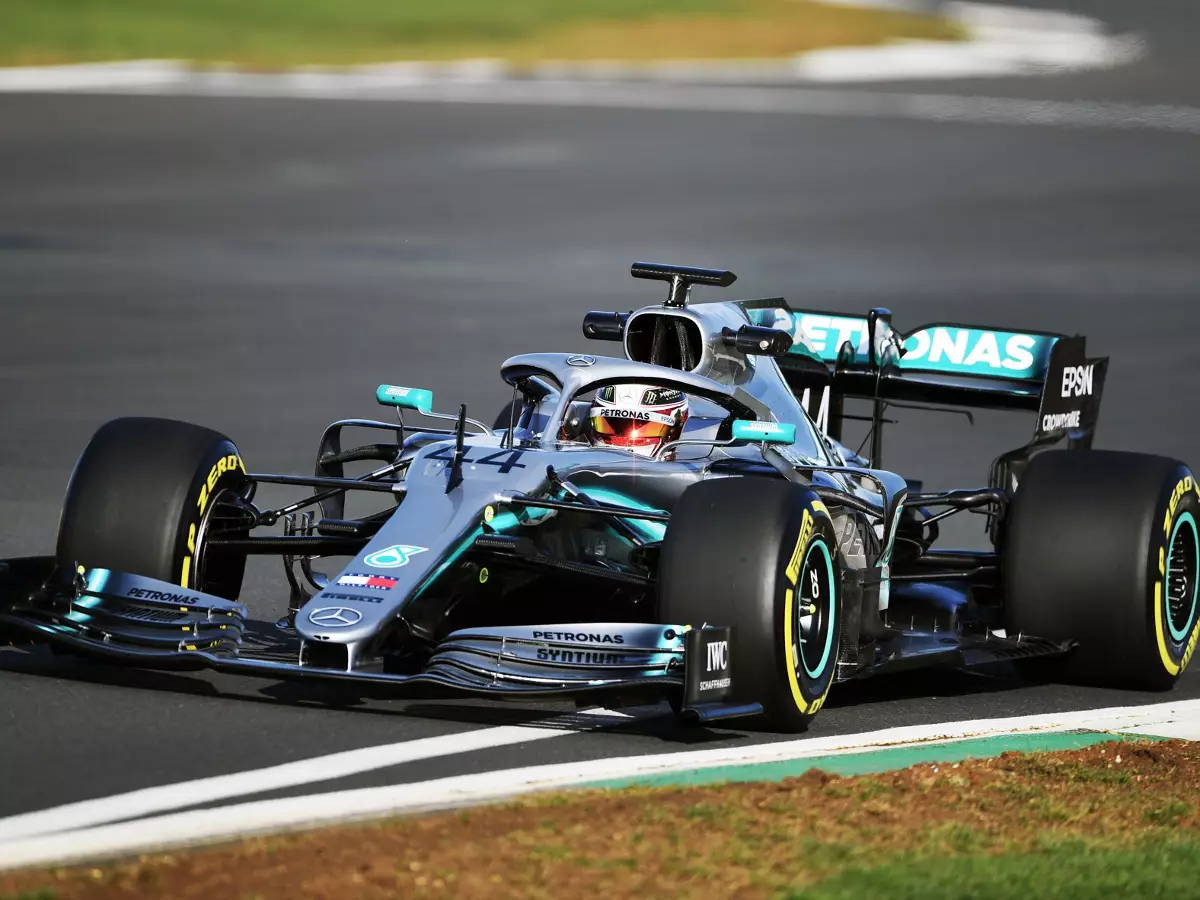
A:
<box><xmin>1</xmin><ymin>700</ymin><xmax>1199</xmax><ymax>871</ymax></box>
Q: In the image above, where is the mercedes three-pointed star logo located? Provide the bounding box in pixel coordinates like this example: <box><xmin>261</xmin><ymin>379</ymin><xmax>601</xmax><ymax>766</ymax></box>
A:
<box><xmin>566</xmin><ymin>355</ymin><xmax>596</xmax><ymax>367</ymax></box>
<box><xmin>308</xmin><ymin>606</ymin><xmax>363</xmax><ymax>628</ymax></box>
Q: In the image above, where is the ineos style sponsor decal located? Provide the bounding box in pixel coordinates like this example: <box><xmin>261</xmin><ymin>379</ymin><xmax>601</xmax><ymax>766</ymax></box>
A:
<box><xmin>363</xmin><ymin>545</ymin><xmax>428</xmax><ymax>569</ymax></box>
<box><xmin>336</xmin><ymin>573</ymin><xmax>399</xmax><ymax>590</ymax></box>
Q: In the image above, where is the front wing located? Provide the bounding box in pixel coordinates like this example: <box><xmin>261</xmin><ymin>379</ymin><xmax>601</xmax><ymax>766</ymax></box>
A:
<box><xmin>0</xmin><ymin>560</ymin><xmax>755</xmax><ymax>723</ymax></box>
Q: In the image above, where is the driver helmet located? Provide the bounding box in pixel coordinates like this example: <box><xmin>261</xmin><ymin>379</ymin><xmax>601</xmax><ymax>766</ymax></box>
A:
<box><xmin>589</xmin><ymin>384</ymin><xmax>689</xmax><ymax>458</ymax></box>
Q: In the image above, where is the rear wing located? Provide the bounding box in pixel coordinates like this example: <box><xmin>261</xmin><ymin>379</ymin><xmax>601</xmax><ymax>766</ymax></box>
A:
<box><xmin>740</xmin><ymin>301</ymin><xmax>1109</xmax><ymax>459</ymax></box>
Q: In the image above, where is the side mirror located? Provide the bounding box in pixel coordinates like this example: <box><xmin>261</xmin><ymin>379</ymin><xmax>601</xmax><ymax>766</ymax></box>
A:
<box><xmin>582</xmin><ymin>311</ymin><xmax>629</xmax><ymax>342</ymax></box>
<box><xmin>732</xmin><ymin>419</ymin><xmax>796</xmax><ymax>445</ymax></box>
<box><xmin>376</xmin><ymin>385</ymin><xmax>433</xmax><ymax>415</ymax></box>
<box><xmin>721</xmin><ymin>325</ymin><xmax>793</xmax><ymax>357</ymax></box>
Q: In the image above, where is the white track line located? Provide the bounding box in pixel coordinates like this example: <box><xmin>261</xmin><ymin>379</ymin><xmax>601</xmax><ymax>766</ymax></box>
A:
<box><xmin>325</xmin><ymin>82</ymin><xmax>1200</xmax><ymax>137</ymax></box>
<box><xmin>29</xmin><ymin>77</ymin><xmax>1194</xmax><ymax>137</ymax></box>
<box><xmin>2</xmin><ymin>699</ymin><xmax>1198</xmax><ymax>872</ymax></box>
<box><xmin>0</xmin><ymin>706</ymin><xmax>632</xmax><ymax>844</ymax></box>
<box><xmin>3</xmin><ymin>67</ymin><xmax>1196</xmax><ymax>136</ymax></box>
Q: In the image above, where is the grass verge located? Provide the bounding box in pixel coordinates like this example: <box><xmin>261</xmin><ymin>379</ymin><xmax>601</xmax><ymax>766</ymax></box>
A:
<box><xmin>3</xmin><ymin>739</ymin><xmax>1198</xmax><ymax>899</ymax></box>
<box><xmin>1</xmin><ymin>0</ymin><xmax>962</xmax><ymax>69</ymax></box>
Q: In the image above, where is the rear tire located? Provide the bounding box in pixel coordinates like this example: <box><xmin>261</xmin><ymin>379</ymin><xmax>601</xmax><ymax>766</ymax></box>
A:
<box><xmin>660</xmin><ymin>477</ymin><xmax>841</xmax><ymax>732</ymax></box>
<box><xmin>56</xmin><ymin>417</ymin><xmax>250</xmax><ymax>600</ymax></box>
<box><xmin>1004</xmin><ymin>450</ymin><xmax>1200</xmax><ymax>689</ymax></box>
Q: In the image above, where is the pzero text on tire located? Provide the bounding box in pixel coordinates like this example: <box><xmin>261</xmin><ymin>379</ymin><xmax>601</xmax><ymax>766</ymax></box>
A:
<box><xmin>660</xmin><ymin>477</ymin><xmax>841</xmax><ymax>732</ymax></box>
<box><xmin>56</xmin><ymin>417</ymin><xmax>250</xmax><ymax>600</ymax></box>
<box><xmin>1004</xmin><ymin>449</ymin><xmax>1200</xmax><ymax>689</ymax></box>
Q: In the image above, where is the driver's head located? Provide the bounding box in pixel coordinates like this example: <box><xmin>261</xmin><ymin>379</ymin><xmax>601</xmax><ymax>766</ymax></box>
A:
<box><xmin>589</xmin><ymin>384</ymin><xmax>689</xmax><ymax>458</ymax></box>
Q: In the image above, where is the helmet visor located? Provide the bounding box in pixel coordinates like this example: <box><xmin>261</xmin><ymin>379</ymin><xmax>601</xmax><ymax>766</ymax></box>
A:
<box><xmin>590</xmin><ymin>407</ymin><xmax>676</xmax><ymax>450</ymax></box>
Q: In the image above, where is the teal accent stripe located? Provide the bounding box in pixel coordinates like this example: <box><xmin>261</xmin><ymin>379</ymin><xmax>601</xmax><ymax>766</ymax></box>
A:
<box><xmin>1167</xmin><ymin>511</ymin><xmax>1199</xmax><ymax>642</ymax></box>
<box><xmin>585</xmin><ymin>731</ymin><xmax>1170</xmax><ymax>790</ymax></box>
<box><xmin>411</xmin><ymin>511</ymin><xmax>520</xmax><ymax>599</ymax></box>
<box><xmin>800</xmin><ymin>537</ymin><xmax>836</xmax><ymax>679</ymax></box>
<box><xmin>575</xmin><ymin>486</ymin><xmax>668</xmax><ymax>543</ymax></box>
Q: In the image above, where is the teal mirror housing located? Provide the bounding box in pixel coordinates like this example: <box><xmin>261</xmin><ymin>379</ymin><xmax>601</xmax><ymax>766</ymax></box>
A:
<box><xmin>731</xmin><ymin>419</ymin><xmax>796</xmax><ymax>445</ymax></box>
<box><xmin>376</xmin><ymin>385</ymin><xmax>433</xmax><ymax>415</ymax></box>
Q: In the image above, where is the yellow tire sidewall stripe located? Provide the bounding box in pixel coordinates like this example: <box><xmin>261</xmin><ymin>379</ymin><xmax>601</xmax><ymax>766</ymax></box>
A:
<box><xmin>1154</xmin><ymin>477</ymin><xmax>1200</xmax><ymax>677</ymax></box>
<box><xmin>783</xmin><ymin>505</ymin><xmax>836</xmax><ymax>717</ymax></box>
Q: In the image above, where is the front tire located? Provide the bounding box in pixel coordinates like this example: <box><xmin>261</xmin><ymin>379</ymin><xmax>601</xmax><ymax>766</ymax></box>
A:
<box><xmin>56</xmin><ymin>417</ymin><xmax>250</xmax><ymax>599</ymax></box>
<box><xmin>660</xmin><ymin>477</ymin><xmax>841</xmax><ymax>732</ymax></box>
<box><xmin>1004</xmin><ymin>450</ymin><xmax>1200</xmax><ymax>689</ymax></box>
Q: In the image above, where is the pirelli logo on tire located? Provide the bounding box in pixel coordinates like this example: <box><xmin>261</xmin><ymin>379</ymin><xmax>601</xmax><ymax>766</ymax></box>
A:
<box><xmin>181</xmin><ymin>453</ymin><xmax>245</xmax><ymax>588</ymax></box>
<box><xmin>198</xmin><ymin>454</ymin><xmax>245</xmax><ymax>517</ymax></box>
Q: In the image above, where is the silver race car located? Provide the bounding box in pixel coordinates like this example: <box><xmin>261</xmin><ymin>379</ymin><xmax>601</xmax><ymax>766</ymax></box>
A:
<box><xmin>3</xmin><ymin>262</ymin><xmax>1197</xmax><ymax>732</ymax></box>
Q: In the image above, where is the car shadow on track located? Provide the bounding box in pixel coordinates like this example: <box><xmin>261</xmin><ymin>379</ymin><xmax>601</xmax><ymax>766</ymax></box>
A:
<box><xmin>0</xmin><ymin>644</ymin><xmax>736</xmax><ymax>744</ymax></box>
<box><xmin>0</xmin><ymin>643</ymin><xmax>1037</xmax><ymax>746</ymax></box>
<box><xmin>822</xmin><ymin>665</ymin><xmax>1026</xmax><ymax>711</ymax></box>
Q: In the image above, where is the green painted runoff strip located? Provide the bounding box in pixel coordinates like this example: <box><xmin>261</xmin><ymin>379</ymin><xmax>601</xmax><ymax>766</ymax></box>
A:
<box><xmin>588</xmin><ymin>730</ymin><xmax>1171</xmax><ymax>789</ymax></box>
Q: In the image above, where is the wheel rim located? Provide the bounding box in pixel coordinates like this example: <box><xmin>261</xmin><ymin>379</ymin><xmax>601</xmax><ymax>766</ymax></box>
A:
<box><xmin>795</xmin><ymin>537</ymin><xmax>837</xmax><ymax>680</ymax></box>
<box><xmin>193</xmin><ymin>485</ymin><xmax>252</xmax><ymax>595</ymax></box>
<box><xmin>1166</xmin><ymin>511</ymin><xmax>1199</xmax><ymax>643</ymax></box>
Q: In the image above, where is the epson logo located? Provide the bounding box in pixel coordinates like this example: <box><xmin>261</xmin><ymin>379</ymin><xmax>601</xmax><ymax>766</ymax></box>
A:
<box><xmin>1061</xmin><ymin>364</ymin><xmax>1095</xmax><ymax>398</ymax></box>
<box><xmin>531</xmin><ymin>631</ymin><xmax>626</xmax><ymax>644</ymax></box>
<box><xmin>707</xmin><ymin>640</ymin><xmax>729</xmax><ymax>673</ymax></box>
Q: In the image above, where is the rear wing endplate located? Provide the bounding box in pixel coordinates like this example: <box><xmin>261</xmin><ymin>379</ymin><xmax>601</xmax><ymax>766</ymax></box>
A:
<box><xmin>741</xmin><ymin>301</ymin><xmax>1108</xmax><ymax>449</ymax></box>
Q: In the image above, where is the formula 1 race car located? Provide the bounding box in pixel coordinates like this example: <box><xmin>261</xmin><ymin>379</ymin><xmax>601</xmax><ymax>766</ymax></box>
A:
<box><xmin>2</xmin><ymin>262</ymin><xmax>1197</xmax><ymax>732</ymax></box>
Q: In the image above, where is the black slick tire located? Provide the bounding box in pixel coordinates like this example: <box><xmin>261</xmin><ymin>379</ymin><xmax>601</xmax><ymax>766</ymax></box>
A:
<box><xmin>660</xmin><ymin>477</ymin><xmax>841</xmax><ymax>732</ymax></box>
<box><xmin>1003</xmin><ymin>450</ymin><xmax>1200</xmax><ymax>689</ymax></box>
<box><xmin>56</xmin><ymin>417</ymin><xmax>250</xmax><ymax>599</ymax></box>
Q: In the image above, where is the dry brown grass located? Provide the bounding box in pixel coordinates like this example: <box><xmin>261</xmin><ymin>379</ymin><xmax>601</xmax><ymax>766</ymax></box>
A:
<box><xmin>4</xmin><ymin>739</ymin><xmax>1199</xmax><ymax>900</ymax></box>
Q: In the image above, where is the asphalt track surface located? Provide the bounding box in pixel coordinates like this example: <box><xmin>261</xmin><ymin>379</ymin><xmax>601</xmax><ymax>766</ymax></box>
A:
<box><xmin>3</xmin><ymin>0</ymin><xmax>1200</xmax><ymax>825</ymax></box>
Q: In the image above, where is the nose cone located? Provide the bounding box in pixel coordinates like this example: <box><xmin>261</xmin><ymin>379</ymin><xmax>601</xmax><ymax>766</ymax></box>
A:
<box><xmin>297</xmin><ymin>600</ymin><xmax>379</xmax><ymax>644</ymax></box>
